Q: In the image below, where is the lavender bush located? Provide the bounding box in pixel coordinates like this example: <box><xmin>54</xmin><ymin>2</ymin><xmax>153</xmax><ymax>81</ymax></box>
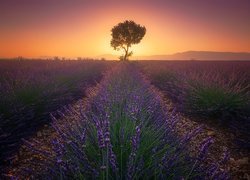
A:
<box><xmin>0</xmin><ymin>60</ymin><xmax>112</xmax><ymax>166</ymax></box>
<box><xmin>140</xmin><ymin>61</ymin><xmax>250</xmax><ymax>151</ymax></box>
<box><xmin>140</xmin><ymin>61</ymin><xmax>250</xmax><ymax>120</ymax></box>
<box><xmin>19</xmin><ymin>63</ymin><xmax>228</xmax><ymax>179</ymax></box>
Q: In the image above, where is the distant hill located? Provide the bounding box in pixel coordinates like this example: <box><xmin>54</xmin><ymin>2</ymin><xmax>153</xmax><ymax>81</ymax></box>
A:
<box><xmin>2</xmin><ymin>51</ymin><xmax>249</xmax><ymax>61</ymax></box>
<box><xmin>98</xmin><ymin>51</ymin><xmax>250</xmax><ymax>60</ymax></box>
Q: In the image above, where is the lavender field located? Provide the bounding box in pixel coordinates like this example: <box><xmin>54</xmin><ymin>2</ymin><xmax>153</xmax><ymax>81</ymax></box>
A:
<box><xmin>1</xmin><ymin>60</ymin><xmax>249</xmax><ymax>179</ymax></box>
<box><xmin>140</xmin><ymin>61</ymin><xmax>249</xmax><ymax>140</ymax></box>
<box><xmin>139</xmin><ymin>61</ymin><xmax>250</xmax><ymax>179</ymax></box>
<box><xmin>0</xmin><ymin>60</ymin><xmax>113</xmax><ymax>170</ymax></box>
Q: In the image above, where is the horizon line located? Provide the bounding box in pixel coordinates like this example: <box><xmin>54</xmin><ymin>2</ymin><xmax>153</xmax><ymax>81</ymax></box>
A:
<box><xmin>1</xmin><ymin>50</ymin><xmax>250</xmax><ymax>60</ymax></box>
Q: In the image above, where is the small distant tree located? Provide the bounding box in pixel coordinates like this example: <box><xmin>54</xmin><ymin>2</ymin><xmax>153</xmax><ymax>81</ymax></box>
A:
<box><xmin>53</xmin><ymin>56</ymin><xmax>60</xmax><ymax>61</ymax></box>
<box><xmin>77</xmin><ymin>57</ymin><xmax>83</xmax><ymax>61</ymax></box>
<box><xmin>111</xmin><ymin>20</ymin><xmax>146</xmax><ymax>61</ymax></box>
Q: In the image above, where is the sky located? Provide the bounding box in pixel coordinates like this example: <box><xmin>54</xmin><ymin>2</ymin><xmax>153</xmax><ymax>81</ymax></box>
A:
<box><xmin>0</xmin><ymin>0</ymin><xmax>250</xmax><ymax>59</ymax></box>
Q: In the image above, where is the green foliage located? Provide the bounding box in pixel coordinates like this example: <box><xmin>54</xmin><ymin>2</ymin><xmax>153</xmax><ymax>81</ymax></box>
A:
<box><xmin>15</xmin><ymin>87</ymin><xmax>42</xmax><ymax>105</ymax></box>
<box><xmin>140</xmin><ymin>61</ymin><xmax>250</xmax><ymax>121</ymax></box>
<box><xmin>187</xmin><ymin>84</ymin><xmax>248</xmax><ymax>118</ymax></box>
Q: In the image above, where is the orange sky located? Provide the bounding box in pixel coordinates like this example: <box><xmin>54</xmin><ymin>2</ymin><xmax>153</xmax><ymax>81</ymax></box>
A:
<box><xmin>0</xmin><ymin>0</ymin><xmax>250</xmax><ymax>59</ymax></box>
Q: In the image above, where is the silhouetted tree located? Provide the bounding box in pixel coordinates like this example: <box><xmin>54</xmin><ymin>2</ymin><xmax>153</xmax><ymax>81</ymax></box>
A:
<box><xmin>111</xmin><ymin>20</ymin><xmax>146</xmax><ymax>61</ymax></box>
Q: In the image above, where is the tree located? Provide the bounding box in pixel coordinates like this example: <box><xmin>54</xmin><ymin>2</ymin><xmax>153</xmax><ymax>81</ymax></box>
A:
<box><xmin>111</xmin><ymin>20</ymin><xmax>146</xmax><ymax>61</ymax></box>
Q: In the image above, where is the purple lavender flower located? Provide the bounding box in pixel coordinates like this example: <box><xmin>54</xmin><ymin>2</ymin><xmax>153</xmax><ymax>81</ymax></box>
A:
<box><xmin>220</xmin><ymin>150</ymin><xmax>230</xmax><ymax>164</ymax></box>
<box><xmin>198</xmin><ymin>137</ymin><xmax>214</xmax><ymax>160</ymax></box>
<box><xmin>127</xmin><ymin>125</ymin><xmax>141</xmax><ymax>179</ymax></box>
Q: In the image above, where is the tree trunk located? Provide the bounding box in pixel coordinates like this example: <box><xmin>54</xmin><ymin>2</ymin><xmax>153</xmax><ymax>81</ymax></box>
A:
<box><xmin>124</xmin><ymin>45</ymin><xmax>129</xmax><ymax>61</ymax></box>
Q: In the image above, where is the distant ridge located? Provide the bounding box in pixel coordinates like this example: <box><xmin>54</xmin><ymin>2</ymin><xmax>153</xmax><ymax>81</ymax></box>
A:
<box><xmin>98</xmin><ymin>51</ymin><xmax>250</xmax><ymax>60</ymax></box>
<box><xmin>2</xmin><ymin>51</ymin><xmax>250</xmax><ymax>61</ymax></box>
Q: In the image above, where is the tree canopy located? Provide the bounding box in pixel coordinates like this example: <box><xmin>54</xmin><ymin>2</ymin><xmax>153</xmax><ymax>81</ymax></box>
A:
<box><xmin>111</xmin><ymin>20</ymin><xmax>146</xmax><ymax>61</ymax></box>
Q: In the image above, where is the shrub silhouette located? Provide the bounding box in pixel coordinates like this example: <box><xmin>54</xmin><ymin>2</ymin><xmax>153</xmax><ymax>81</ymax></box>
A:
<box><xmin>111</xmin><ymin>20</ymin><xmax>146</xmax><ymax>61</ymax></box>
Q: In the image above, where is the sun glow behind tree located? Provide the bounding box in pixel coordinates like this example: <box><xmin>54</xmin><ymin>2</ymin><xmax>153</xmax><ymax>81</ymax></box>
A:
<box><xmin>0</xmin><ymin>0</ymin><xmax>249</xmax><ymax>59</ymax></box>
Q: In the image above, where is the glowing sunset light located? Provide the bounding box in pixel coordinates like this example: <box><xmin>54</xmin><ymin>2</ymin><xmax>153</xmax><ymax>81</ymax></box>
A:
<box><xmin>1</xmin><ymin>1</ymin><xmax>250</xmax><ymax>178</ymax></box>
<box><xmin>0</xmin><ymin>0</ymin><xmax>249</xmax><ymax>59</ymax></box>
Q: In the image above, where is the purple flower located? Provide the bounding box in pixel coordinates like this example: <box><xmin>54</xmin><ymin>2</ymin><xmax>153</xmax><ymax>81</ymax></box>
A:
<box><xmin>198</xmin><ymin>137</ymin><xmax>214</xmax><ymax>160</ymax></box>
<box><xmin>220</xmin><ymin>150</ymin><xmax>230</xmax><ymax>164</ymax></box>
<box><xmin>127</xmin><ymin>125</ymin><xmax>141</xmax><ymax>179</ymax></box>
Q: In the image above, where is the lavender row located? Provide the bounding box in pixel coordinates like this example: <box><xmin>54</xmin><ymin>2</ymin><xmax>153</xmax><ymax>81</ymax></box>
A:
<box><xmin>140</xmin><ymin>61</ymin><xmax>249</xmax><ymax>118</ymax></box>
<box><xmin>20</xmin><ymin>63</ymin><xmax>229</xmax><ymax>179</ymax></box>
<box><xmin>0</xmin><ymin>60</ymin><xmax>112</xmax><ymax>168</ymax></box>
<box><xmin>140</xmin><ymin>61</ymin><xmax>250</xmax><ymax>148</ymax></box>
